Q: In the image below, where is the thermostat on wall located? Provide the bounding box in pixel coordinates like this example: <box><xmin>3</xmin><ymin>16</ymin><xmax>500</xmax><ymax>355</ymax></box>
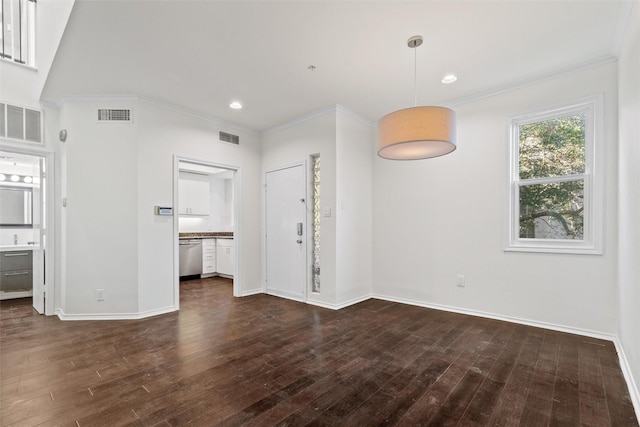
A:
<box><xmin>154</xmin><ymin>206</ymin><xmax>173</xmax><ymax>216</ymax></box>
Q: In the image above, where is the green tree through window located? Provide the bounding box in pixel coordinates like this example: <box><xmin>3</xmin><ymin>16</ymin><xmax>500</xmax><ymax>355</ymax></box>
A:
<box><xmin>518</xmin><ymin>114</ymin><xmax>586</xmax><ymax>239</ymax></box>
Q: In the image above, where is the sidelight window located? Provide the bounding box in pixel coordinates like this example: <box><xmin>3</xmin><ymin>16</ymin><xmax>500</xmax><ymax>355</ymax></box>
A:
<box><xmin>311</xmin><ymin>154</ymin><xmax>320</xmax><ymax>293</ymax></box>
<box><xmin>507</xmin><ymin>96</ymin><xmax>603</xmax><ymax>254</ymax></box>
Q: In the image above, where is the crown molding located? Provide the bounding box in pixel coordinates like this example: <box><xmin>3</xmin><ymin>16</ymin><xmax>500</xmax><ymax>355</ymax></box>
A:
<box><xmin>445</xmin><ymin>55</ymin><xmax>617</xmax><ymax>109</ymax></box>
<box><xmin>137</xmin><ymin>96</ymin><xmax>258</xmax><ymax>135</ymax></box>
<box><xmin>262</xmin><ymin>104</ymin><xmax>374</xmax><ymax>137</ymax></box>
<box><xmin>39</xmin><ymin>94</ymin><xmax>258</xmax><ymax>135</ymax></box>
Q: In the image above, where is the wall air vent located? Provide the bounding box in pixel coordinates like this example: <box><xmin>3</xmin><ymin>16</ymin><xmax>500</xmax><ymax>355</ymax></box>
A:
<box><xmin>0</xmin><ymin>102</ymin><xmax>42</xmax><ymax>143</ymax></box>
<box><xmin>98</xmin><ymin>109</ymin><xmax>131</xmax><ymax>122</ymax></box>
<box><xmin>219</xmin><ymin>131</ymin><xmax>240</xmax><ymax>145</ymax></box>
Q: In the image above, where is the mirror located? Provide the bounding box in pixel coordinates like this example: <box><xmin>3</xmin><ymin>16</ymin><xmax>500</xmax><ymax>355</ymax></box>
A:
<box><xmin>0</xmin><ymin>187</ymin><xmax>33</xmax><ymax>226</ymax></box>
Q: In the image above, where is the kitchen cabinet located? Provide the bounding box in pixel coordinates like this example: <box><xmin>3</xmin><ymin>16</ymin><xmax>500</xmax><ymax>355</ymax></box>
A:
<box><xmin>216</xmin><ymin>239</ymin><xmax>234</xmax><ymax>277</ymax></box>
<box><xmin>1</xmin><ymin>250</ymin><xmax>33</xmax><ymax>292</ymax></box>
<box><xmin>201</xmin><ymin>239</ymin><xmax>216</xmax><ymax>277</ymax></box>
<box><xmin>178</xmin><ymin>172</ymin><xmax>210</xmax><ymax>215</ymax></box>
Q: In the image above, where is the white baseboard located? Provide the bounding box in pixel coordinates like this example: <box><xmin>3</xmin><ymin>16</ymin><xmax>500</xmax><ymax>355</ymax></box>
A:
<box><xmin>306</xmin><ymin>294</ymin><xmax>371</xmax><ymax>310</ymax></box>
<box><xmin>55</xmin><ymin>305</ymin><xmax>177</xmax><ymax>321</ymax></box>
<box><xmin>0</xmin><ymin>290</ymin><xmax>33</xmax><ymax>300</ymax></box>
<box><xmin>265</xmin><ymin>288</ymin><xmax>305</xmax><ymax>302</ymax></box>
<box><xmin>372</xmin><ymin>293</ymin><xmax>614</xmax><ymax>341</ymax></box>
<box><xmin>613</xmin><ymin>337</ymin><xmax>640</xmax><ymax>418</ymax></box>
<box><xmin>241</xmin><ymin>288</ymin><xmax>264</xmax><ymax>297</ymax></box>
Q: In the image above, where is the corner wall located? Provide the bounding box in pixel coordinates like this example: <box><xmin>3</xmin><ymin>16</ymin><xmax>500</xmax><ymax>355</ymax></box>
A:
<box><xmin>57</xmin><ymin>99</ymin><xmax>139</xmax><ymax>316</ymax></box>
<box><xmin>617</xmin><ymin>0</ymin><xmax>640</xmax><ymax>410</ymax></box>
<box><xmin>335</xmin><ymin>109</ymin><xmax>374</xmax><ymax>306</ymax></box>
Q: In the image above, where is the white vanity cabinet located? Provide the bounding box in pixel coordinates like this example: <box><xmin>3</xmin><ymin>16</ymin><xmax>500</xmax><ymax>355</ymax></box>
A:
<box><xmin>178</xmin><ymin>172</ymin><xmax>210</xmax><ymax>215</ymax></box>
<box><xmin>216</xmin><ymin>239</ymin><xmax>234</xmax><ymax>277</ymax></box>
<box><xmin>201</xmin><ymin>239</ymin><xmax>216</xmax><ymax>277</ymax></box>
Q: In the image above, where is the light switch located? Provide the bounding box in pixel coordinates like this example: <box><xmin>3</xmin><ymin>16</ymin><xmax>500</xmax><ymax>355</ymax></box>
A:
<box><xmin>323</xmin><ymin>208</ymin><xmax>331</xmax><ymax>217</ymax></box>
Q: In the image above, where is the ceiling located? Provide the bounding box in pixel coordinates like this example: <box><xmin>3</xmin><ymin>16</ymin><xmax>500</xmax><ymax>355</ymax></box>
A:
<box><xmin>41</xmin><ymin>0</ymin><xmax>632</xmax><ymax>133</ymax></box>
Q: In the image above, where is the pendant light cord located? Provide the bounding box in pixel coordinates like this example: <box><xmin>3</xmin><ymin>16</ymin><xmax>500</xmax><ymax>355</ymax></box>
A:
<box><xmin>414</xmin><ymin>45</ymin><xmax>418</xmax><ymax>107</ymax></box>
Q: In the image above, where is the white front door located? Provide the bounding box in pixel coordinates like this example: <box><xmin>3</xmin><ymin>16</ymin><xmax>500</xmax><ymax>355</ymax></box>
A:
<box><xmin>265</xmin><ymin>164</ymin><xmax>306</xmax><ymax>301</ymax></box>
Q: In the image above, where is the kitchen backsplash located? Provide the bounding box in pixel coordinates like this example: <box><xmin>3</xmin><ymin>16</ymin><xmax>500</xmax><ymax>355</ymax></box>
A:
<box><xmin>178</xmin><ymin>216</ymin><xmax>233</xmax><ymax>233</ymax></box>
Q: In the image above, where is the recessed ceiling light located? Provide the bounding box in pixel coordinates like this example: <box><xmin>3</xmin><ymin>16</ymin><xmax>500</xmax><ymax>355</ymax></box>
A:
<box><xmin>0</xmin><ymin>174</ymin><xmax>5</xmax><ymax>181</ymax></box>
<box><xmin>441</xmin><ymin>74</ymin><xmax>458</xmax><ymax>84</ymax></box>
<box><xmin>23</xmin><ymin>176</ymin><xmax>33</xmax><ymax>183</ymax></box>
<box><xmin>229</xmin><ymin>101</ymin><xmax>242</xmax><ymax>110</ymax></box>
<box><xmin>10</xmin><ymin>175</ymin><xmax>20</xmax><ymax>182</ymax></box>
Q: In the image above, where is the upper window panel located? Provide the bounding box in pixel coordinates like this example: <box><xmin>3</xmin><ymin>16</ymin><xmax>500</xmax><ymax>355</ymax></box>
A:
<box><xmin>1</xmin><ymin>0</ymin><xmax>37</xmax><ymax>67</ymax></box>
<box><xmin>519</xmin><ymin>114</ymin><xmax>586</xmax><ymax>180</ymax></box>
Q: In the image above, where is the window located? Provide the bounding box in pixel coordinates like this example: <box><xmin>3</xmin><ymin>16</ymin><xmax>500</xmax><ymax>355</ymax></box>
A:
<box><xmin>507</xmin><ymin>96</ymin><xmax>602</xmax><ymax>254</ymax></box>
<box><xmin>1</xmin><ymin>0</ymin><xmax>36</xmax><ymax>67</ymax></box>
<box><xmin>311</xmin><ymin>154</ymin><xmax>320</xmax><ymax>293</ymax></box>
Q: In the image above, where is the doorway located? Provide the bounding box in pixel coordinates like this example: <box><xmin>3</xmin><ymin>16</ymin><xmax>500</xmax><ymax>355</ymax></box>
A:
<box><xmin>173</xmin><ymin>156</ymin><xmax>241</xmax><ymax>307</ymax></box>
<box><xmin>0</xmin><ymin>146</ymin><xmax>54</xmax><ymax>315</ymax></box>
<box><xmin>265</xmin><ymin>163</ymin><xmax>307</xmax><ymax>301</ymax></box>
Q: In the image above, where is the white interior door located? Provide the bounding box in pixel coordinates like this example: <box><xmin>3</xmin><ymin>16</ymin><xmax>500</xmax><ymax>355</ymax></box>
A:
<box><xmin>265</xmin><ymin>164</ymin><xmax>306</xmax><ymax>301</ymax></box>
<box><xmin>31</xmin><ymin>158</ymin><xmax>44</xmax><ymax>313</ymax></box>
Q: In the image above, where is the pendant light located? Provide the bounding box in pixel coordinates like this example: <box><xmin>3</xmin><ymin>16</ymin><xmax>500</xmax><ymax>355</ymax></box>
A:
<box><xmin>377</xmin><ymin>36</ymin><xmax>457</xmax><ymax>160</ymax></box>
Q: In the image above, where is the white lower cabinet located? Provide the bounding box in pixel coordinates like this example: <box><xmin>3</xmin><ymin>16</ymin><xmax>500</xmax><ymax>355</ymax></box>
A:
<box><xmin>216</xmin><ymin>239</ymin><xmax>234</xmax><ymax>277</ymax></box>
<box><xmin>202</xmin><ymin>239</ymin><xmax>216</xmax><ymax>276</ymax></box>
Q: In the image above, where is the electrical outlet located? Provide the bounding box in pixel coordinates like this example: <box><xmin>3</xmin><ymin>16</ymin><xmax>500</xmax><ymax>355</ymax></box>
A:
<box><xmin>96</xmin><ymin>289</ymin><xmax>105</xmax><ymax>301</ymax></box>
<box><xmin>456</xmin><ymin>275</ymin><xmax>465</xmax><ymax>288</ymax></box>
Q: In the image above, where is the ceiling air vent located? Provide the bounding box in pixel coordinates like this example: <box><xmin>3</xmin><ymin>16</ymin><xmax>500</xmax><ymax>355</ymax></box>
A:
<box><xmin>98</xmin><ymin>109</ymin><xmax>131</xmax><ymax>122</ymax></box>
<box><xmin>1</xmin><ymin>103</ymin><xmax>42</xmax><ymax>143</ymax></box>
<box><xmin>219</xmin><ymin>131</ymin><xmax>239</xmax><ymax>145</ymax></box>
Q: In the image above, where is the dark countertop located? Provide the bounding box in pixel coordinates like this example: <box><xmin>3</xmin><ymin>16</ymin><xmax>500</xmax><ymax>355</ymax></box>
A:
<box><xmin>179</xmin><ymin>232</ymin><xmax>233</xmax><ymax>240</ymax></box>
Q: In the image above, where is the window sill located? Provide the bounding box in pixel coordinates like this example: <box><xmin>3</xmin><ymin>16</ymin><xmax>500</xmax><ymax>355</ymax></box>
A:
<box><xmin>1</xmin><ymin>57</ymin><xmax>37</xmax><ymax>72</ymax></box>
<box><xmin>505</xmin><ymin>242</ymin><xmax>602</xmax><ymax>255</ymax></box>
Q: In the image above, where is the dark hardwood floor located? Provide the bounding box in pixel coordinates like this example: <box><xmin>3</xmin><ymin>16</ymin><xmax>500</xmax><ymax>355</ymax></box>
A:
<box><xmin>1</xmin><ymin>277</ymin><xmax>637</xmax><ymax>426</ymax></box>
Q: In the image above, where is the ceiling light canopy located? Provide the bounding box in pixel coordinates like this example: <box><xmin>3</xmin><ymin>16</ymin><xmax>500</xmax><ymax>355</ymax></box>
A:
<box><xmin>378</xmin><ymin>36</ymin><xmax>457</xmax><ymax>160</ymax></box>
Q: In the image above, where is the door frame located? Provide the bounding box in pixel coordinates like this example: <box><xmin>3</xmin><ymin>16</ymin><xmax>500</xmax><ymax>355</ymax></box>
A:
<box><xmin>172</xmin><ymin>155</ymin><xmax>242</xmax><ymax>308</ymax></box>
<box><xmin>0</xmin><ymin>144</ymin><xmax>55</xmax><ymax>315</ymax></box>
<box><xmin>264</xmin><ymin>161</ymin><xmax>308</xmax><ymax>302</ymax></box>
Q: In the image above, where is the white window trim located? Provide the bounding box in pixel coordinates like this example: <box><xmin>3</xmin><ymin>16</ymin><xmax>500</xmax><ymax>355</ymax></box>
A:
<box><xmin>505</xmin><ymin>95</ymin><xmax>604</xmax><ymax>255</ymax></box>
<box><xmin>1</xmin><ymin>0</ymin><xmax>37</xmax><ymax>69</ymax></box>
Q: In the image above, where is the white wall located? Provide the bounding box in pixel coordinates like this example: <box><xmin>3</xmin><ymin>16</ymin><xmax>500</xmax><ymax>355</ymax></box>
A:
<box><xmin>261</xmin><ymin>109</ymin><xmax>338</xmax><ymax>306</ymax></box>
<box><xmin>373</xmin><ymin>63</ymin><xmax>619</xmax><ymax>335</ymax></box>
<box><xmin>57</xmin><ymin>100</ymin><xmax>139</xmax><ymax>316</ymax></box>
<box><xmin>617</xmin><ymin>1</ymin><xmax>640</xmax><ymax>407</ymax></box>
<box><xmin>136</xmin><ymin>100</ymin><xmax>261</xmax><ymax>310</ymax></box>
<box><xmin>52</xmin><ymin>98</ymin><xmax>262</xmax><ymax>316</ymax></box>
<box><xmin>335</xmin><ymin>109</ymin><xmax>373</xmax><ymax>305</ymax></box>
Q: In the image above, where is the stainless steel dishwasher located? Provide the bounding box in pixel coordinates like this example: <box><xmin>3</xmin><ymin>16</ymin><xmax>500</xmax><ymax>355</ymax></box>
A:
<box><xmin>179</xmin><ymin>239</ymin><xmax>202</xmax><ymax>277</ymax></box>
